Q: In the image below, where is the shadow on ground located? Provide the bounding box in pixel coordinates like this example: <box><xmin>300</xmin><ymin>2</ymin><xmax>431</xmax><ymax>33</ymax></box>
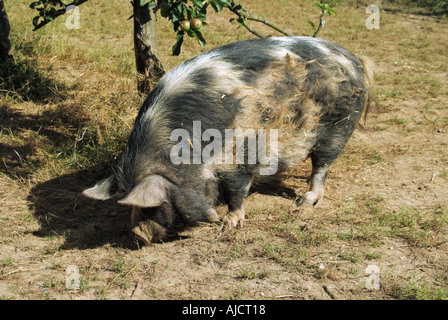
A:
<box><xmin>0</xmin><ymin>58</ymin><xmax>69</xmax><ymax>103</ymax></box>
<box><xmin>27</xmin><ymin>168</ymin><xmax>137</xmax><ymax>250</ymax></box>
<box><xmin>26</xmin><ymin>167</ymin><xmax>303</xmax><ymax>250</ymax></box>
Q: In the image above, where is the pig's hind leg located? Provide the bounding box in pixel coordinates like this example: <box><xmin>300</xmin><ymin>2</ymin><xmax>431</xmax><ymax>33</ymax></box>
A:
<box><xmin>297</xmin><ymin>158</ymin><xmax>330</xmax><ymax>207</ymax></box>
<box><xmin>298</xmin><ymin>123</ymin><xmax>355</xmax><ymax>207</ymax></box>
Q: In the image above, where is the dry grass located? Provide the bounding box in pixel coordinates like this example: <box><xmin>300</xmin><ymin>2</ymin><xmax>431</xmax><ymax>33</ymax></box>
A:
<box><xmin>1</xmin><ymin>0</ymin><xmax>448</xmax><ymax>300</ymax></box>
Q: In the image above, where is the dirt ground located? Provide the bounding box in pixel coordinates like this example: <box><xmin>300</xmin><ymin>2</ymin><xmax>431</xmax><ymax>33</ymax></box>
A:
<box><xmin>1</xmin><ymin>2</ymin><xmax>448</xmax><ymax>300</ymax></box>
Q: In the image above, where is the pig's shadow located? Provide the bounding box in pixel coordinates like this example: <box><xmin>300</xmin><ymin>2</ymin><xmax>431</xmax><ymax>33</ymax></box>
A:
<box><xmin>28</xmin><ymin>169</ymin><xmax>301</xmax><ymax>249</ymax></box>
<box><xmin>28</xmin><ymin>168</ymin><xmax>140</xmax><ymax>250</ymax></box>
<box><xmin>250</xmin><ymin>179</ymin><xmax>300</xmax><ymax>200</ymax></box>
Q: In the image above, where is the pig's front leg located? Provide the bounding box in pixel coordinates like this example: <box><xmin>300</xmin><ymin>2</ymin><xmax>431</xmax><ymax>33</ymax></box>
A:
<box><xmin>221</xmin><ymin>172</ymin><xmax>252</xmax><ymax>229</ymax></box>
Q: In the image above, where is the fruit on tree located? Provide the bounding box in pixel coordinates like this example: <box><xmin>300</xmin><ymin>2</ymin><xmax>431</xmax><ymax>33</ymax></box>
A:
<box><xmin>191</xmin><ymin>18</ymin><xmax>202</xmax><ymax>31</ymax></box>
<box><xmin>180</xmin><ymin>20</ymin><xmax>191</xmax><ymax>31</ymax></box>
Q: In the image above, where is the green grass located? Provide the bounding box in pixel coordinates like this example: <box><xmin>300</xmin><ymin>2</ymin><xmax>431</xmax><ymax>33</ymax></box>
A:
<box><xmin>0</xmin><ymin>57</ymin><xmax>63</xmax><ymax>102</ymax></box>
<box><xmin>346</xmin><ymin>196</ymin><xmax>448</xmax><ymax>247</ymax></box>
<box><xmin>385</xmin><ymin>275</ymin><xmax>448</xmax><ymax>300</ymax></box>
<box><xmin>382</xmin><ymin>0</ymin><xmax>448</xmax><ymax>15</ymax></box>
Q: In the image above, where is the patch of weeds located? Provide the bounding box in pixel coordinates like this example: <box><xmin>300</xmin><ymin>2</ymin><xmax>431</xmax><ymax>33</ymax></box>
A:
<box><xmin>44</xmin><ymin>244</ymin><xmax>61</xmax><ymax>254</ymax></box>
<box><xmin>365</xmin><ymin>250</ymin><xmax>382</xmax><ymax>261</ymax></box>
<box><xmin>0</xmin><ymin>58</ymin><xmax>66</xmax><ymax>103</ymax></box>
<box><xmin>261</xmin><ymin>241</ymin><xmax>307</xmax><ymax>270</ymax></box>
<box><xmin>366</xmin><ymin>149</ymin><xmax>382</xmax><ymax>166</ymax></box>
<box><xmin>0</xmin><ymin>258</ymin><xmax>15</xmax><ymax>277</ymax></box>
<box><xmin>425</xmin><ymin>203</ymin><xmax>448</xmax><ymax>231</ymax></box>
<box><xmin>221</xmin><ymin>286</ymin><xmax>249</xmax><ymax>300</ymax></box>
<box><xmin>340</xmin><ymin>251</ymin><xmax>360</xmax><ymax>263</ymax></box>
<box><xmin>238</xmin><ymin>267</ymin><xmax>270</xmax><ymax>280</ymax></box>
<box><xmin>40</xmin><ymin>279</ymin><xmax>58</xmax><ymax>299</ymax></box>
<box><xmin>385</xmin><ymin>88</ymin><xmax>404</xmax><ymax>99</ymax></box>
<box><xmin>42</xmin><ymin>279</ymin><xmax>57</xmax><ymax>289</ymax></box>
<box><xmin>255</xmin><ymin>209</ymin><xmax>333</xmax><ymax>270</ymax></box>
<box><xmin>71</xmin><ymin>271</ymin><xmax>89</xmax><ymax>293</ymax></box>
<box><xmin>390</xmin><ymin>205</ymin><xmax>445</xmax><ymax>246</ymax></box>
<box><xmin>142</xmin><ymin>260</ymin><xmax>158</xmax><ymax>280</ymax></box>
<box><xmin>385</xmin><ymin>275</ymin><xmax>448</xmax><ymax>300</ymax></box>
<box><xmin>110</xmin><ymin>277</ymin><xmax>131</xmax><ymax>290</ymax></box>
<box><xmin>110</xmin><ymin>257</ymin><xmax>135</xmax><ymax>275</ymax></box>
<box><xmin>337</xmin><ymin>231</ymin><xmax>355</xmax><ymax>242</ymax></box>
<box><xmin>372</xmin><ymin>122</ymin><xmax>387</xmax><ymax>131</ymax></box>
<box><xmin>388</xmin><ymin>116</ymin><xmax>409</xmax><ymax>126</ymax></box>
<box><xmin>360</xmin><ymin>195</ymin><xmax>448</xmax><ymax>247</ymax></box>
<box><xmin>106</xmin><ymin>257</ymin><xmax>136</xmax><ymax>290</ymax></box>
<box><xmin>309</xmin><ymin>264</ymin><xmax>326</xmax><ymax>280</ymax></box>
<box><xmin>387</xmin><ymin>116</ymin><xmax>414</xmax><ymax>135</ymax></box>
<box><xmin>426</xmin><ymin>77</ymin><xmax>441</xmax><ymax>98</ymax></box>
<box><xmin>0</xmin><ymin>258</ymin><xmax>14</xmax><ymax>268</ymax></box>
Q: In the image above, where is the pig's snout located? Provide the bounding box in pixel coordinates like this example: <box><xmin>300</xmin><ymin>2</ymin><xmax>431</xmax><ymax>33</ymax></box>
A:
<box><xmin>130</xmin><ymin>206</ymin><xmax>176</xmax><ymax>244</ymax></box>
<box><xmin>131</xmin><ymin>220</ymin><xmax>169</xmax><ymax>245</ymax></box>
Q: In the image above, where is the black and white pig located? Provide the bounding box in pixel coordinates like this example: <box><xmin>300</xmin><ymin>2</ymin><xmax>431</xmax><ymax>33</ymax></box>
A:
<box><xmin>83</xmin><ymin>36</ymin><xmax>373</xmax><ymax>244</ymax></box>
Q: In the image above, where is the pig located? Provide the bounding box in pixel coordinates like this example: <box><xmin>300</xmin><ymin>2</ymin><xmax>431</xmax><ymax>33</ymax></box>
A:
<box><xmin>82</xmin><ymin>36</ymin><xmax>373</xmax><ymax>245</ymax></box>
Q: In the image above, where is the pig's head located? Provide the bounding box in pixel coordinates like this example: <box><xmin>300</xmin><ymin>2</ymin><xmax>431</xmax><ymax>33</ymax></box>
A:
<box><xmin>82</xmin><ymin>172</ymin><xmax>218</xmax><ymax>244</ymax></box>
<box><xmin>82</xmin><ymin>174</ymin><xmax>179</xmax><ymax>244</ymax></box>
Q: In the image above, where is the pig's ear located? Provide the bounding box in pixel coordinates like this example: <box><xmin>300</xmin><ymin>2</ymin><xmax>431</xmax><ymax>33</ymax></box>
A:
<box><xmin>117</xmin><ymin>175</ymin><xmax>173</xmax><ymax>208</ymax></box>
<box><xmin>82</xmin><ymin>174</ymin><xmax>118</xmax><ymax>200</ymax></box>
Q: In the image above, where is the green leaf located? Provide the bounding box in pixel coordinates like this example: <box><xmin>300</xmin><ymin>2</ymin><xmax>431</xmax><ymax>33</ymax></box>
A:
<box><xmin>308</xmin><ymin>21</ymin><xmax>315</xmax><ymax>29</ymax></box>
<box><xmin>172</xmin><ymin>32</ymin><xmax>184</xmax><ymax>56</ymax></box>
<box><xmin>139</xmin><ymin>0</ymin><xmax>153</xmax><ymax>6</ymax></box>
<box><xmin>194</xmin><ymin>29</ymin><xmax>206</xmax><ymax>47</ymax></box>
<box><xmin>191</xmin><ymin>0</ymin><xmax>204</xmax><ymax>8</ymax></box>
<box><xmin>160</xmin><ymin>2</ymin><xmax>171</xmax><ymax>17</ymax></box>
<box><xmin>32</xmin><ymin>16</ymin><xmax>40</xmax><ymax>28</ymax></box>
<box><xmin>210</xmin><ymin>0</ymin><xmax>223</xmax><ymax>12</ymax></box>
<box><xmin>236</xmin><ymin>16</ymin><xmax>245</xmax><ymax>28</ymax></box>
<box><xmin>172</xmin><ymin>14</ymin><xmax>179</xmax><ymax>23</ymax></box>
<box><xmin>29</xmin><ymin>1</ymin><xmax>41</xmax><ymax>9</ymax></box>
<box><xmin>219</xmin><ymin>0</ymin><xmax>233</xmax><ymax>7</ymax></box>
<box><xmin>177</xmin><ymin>2</ymin><xmax>184</xmax><ymax>13</ymax></box>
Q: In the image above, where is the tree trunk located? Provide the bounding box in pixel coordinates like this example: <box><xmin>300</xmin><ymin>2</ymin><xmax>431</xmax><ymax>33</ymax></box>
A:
<box><xmin>133</xmin><ymin>2</ymin><xmax>165</xmax><ymax>96</ymax></box>
<box><xmin>0</xmin><ymin>0</ymin><xmax>13</xmax><ymax>63</ymax></box>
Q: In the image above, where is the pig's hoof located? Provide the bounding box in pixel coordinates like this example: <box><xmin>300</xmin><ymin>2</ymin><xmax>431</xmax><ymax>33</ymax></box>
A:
<box><xmin>297</xmin><ymin>190</ymin><xmax>324</xmax><ymax>207</ymax></box>
<box><xmin>221</xmin><ymin>209</ymin><xmax>245</xmax><ymax>230</ymax></box>
<box><xmin>206</xmin><ymin>208</ymin><xmax>220</xmax><ymax>222</ymax></box>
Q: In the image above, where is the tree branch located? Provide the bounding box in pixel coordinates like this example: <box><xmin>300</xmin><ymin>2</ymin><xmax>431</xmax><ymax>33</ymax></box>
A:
<box><xmin>244</xmin><ymin>11</ymin><xmax>296</xmax><ymax>37</ymax></box>
<box><xmin>238</xmin><ymin>19</ymin><xmax>264</xmax><ymax>38</ymax></box>
<box><xmin>312</xmin><ymin>8</ymin><xmax>326</xmax><ymax>37</ymax></box>
<box><xmin>225</xmin><ymin>3</ymin><xmax>296</xmax><ymax>38</ymax></box>
<box><xmin>32</xmin><ymin>0</ymin><xmax>88</xmax><ymax>31</ymax></box>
